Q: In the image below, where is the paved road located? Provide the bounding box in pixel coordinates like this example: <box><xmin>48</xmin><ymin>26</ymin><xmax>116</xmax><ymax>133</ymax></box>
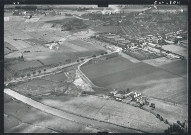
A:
<box><xmin>4</xmin><ymin>88</ymin><xmax>143</xmax><ymax>133</ymax></box>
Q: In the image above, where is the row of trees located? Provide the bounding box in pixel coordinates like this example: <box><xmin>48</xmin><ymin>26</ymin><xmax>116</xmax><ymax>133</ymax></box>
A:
<box><xmin>76</xmin><ymin>52</ymin><xmax>108</xmax><ymax>62</ymax></box>
<box><xmin>20</xmin><ymin>69</ymin><xmax>47</xmax><ymax>78</ymax></box>
<box><xmin>156</xmin><ymin>113</ymin><xmax>187</xmax><ymax>134</ymax></box>
<box><xmin>164</xmin><ymin>122</ymin><xmax>187</xmax><ymax>134</ymax></box>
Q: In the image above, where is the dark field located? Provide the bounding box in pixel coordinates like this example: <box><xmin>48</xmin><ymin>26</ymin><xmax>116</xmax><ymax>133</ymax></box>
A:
<box><xmin>9</xmin><ymin>60</ymin><xmax>43</xmax><ymax>71</ymax></box>
<box><xmin>159</xmin><ymin>60</ymin><xmax>187</xmax><ymax>78</ymax></box>
<box><xmin>81</xmin><ymin>56</ymin><xmax>187</xmax><ymax>104</ymax></box>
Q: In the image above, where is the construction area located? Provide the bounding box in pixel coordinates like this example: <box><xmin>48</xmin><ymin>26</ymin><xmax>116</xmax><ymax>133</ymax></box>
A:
<box><xmin>4</xmin><ymin>5</ymin><xmax>188</xmax><ymax>134</ymax></box>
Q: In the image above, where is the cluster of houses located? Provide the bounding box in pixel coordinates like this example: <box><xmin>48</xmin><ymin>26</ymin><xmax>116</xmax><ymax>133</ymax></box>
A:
<box><xmin>109</xmin><ymin>89</ymin><xmax>150</xmax><ymax>107</ymax></box>
<box><xmin>95</xmin><ymin>31</ymin><xmax>186</xmax><ymax>60</ymax></box>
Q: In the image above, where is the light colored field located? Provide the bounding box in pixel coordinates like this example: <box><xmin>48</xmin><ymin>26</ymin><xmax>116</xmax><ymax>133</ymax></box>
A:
<box><xmin>9</xmin><ymin>16</ymin><xmax>26</xmax><ymax>21</ymax></box>
<box><xmin>5</xmin><ymin>22</ymin><xmax>32</xmax><ymax>39</ymax></box>
<box><xmin>162</xmin><ymin>45</ymin><xmax>187</xmax><ymax>57</ymax></box>
<box><xmin>40</xmin><ymin>95</ymin><xmax>168</xmax><ymax>133</ymax></box>
<box><xmin>61</xmin><ymin>41</ymin><xmax>88</xmax><ymax>52</ymax></box>
<box><xmin>4</xmin><ymin>41</ymin><xmax>18</xmax><ymax>51</ymax></box>
<box><xmin>148</xmin><ymin>98</ymin><xmax>188</xmax><ymax>124</ymax></box>
<box><xmin>4</xmin><ymin>94</ymin><xmax>100</xmax><ymax>133</ymax></box>
<box><xmin>162</xmin><ymin>45</ymin><xmax>186</xmax><ymax>52</ymax></box>
<box><xmin>5</xmin><ymin>37</ymin><xmax>31</xmax><ymax>50</ymax></box>
<box><xmin>119</xmin><ymin>52</ymin><xmax>140</xmax><ymax>63</ymax></box>
<box><xmin>25</xmin><ymin>18</ymin><xmax>40</xmax><ymax>22</ymax></box>
<box><xmin>142</xmin><ymin>57</ymin><xmax>178</xmax><ymax>66</ymax></box>
<box><xmin>4</xmin><ymin>89</ymin><xmax>141</xmax><ymax>133</ymax></box>
<box><xmin>4</xmin><ymin>48</ymin><xmax>12</xmax><ymax>55</ymax></box>
<box><xmin>39</xmin><ymin>15</ymin><xmax>72</xmax><ymax>22</ymax></box>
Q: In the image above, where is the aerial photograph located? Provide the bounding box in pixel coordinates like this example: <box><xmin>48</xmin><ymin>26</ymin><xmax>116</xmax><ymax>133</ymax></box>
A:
<box><xmin>4</xmin><ymin>4</ymin><xmax>188</xmax><ymax>133</ymax></box>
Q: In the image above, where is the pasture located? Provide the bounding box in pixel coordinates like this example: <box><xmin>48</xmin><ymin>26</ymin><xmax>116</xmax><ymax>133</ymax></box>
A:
<box><xmin>81</xmin><ymin>56</ymin><xmax>187</xmax><ymax>104</ymax></box>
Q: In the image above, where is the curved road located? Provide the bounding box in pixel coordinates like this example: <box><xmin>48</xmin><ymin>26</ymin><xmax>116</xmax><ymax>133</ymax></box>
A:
<box><xmin>4</xmin><ymin>88</ymin><xmax>143</xmax><ymax>133</ymax></box>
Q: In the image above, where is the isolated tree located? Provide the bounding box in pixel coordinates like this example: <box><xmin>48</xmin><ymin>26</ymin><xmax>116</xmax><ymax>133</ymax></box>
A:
<box><xmin>164</xmin><ymin>119</ymin><xmax>168</xmax><ymax>124</ymax></box>
<box><xmin>21</xmin><ymin>74</ymin><xmax>25</xmax><ymax>78</ymax></box>
<box><xmin>27</xmin><ymin>73</ymin><xmax>31</xmax><ymax>77</ymax></box>
<box><xmin>81</xmin><ymin>58</ymin><xmax>84</xmax><ymax>61</ymax></box>
<box><xmin>156</xmin><ymin>114</ymin><xmax>160</xmax><ymax>119</ymax></box>
<box><xmin>126</xmin><ymin>88</ymin><xmax>130</xmax><ymax>93</ymax></box>
<box><xmin>33</xmin><ymin>71</ymin><xmax>36</xmax><ymax>74</ymax></box>
<box><xmin>38</xmin><ymin>70</ymin><xmax>41</xmax><ymax>74</ymax></box>
<box><xmin>160</xmin><ymin>116</ymin><xmax>163</xmax><ymax>121</ymax></box>
<box><xmin>44</xmin><ymin>69</ymin><xmax>46</xmax><ymax>72</ymax></box>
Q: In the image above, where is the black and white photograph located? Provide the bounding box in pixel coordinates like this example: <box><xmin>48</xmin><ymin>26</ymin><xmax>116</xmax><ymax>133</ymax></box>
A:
<box><xmin>4</xmin><ymin>3</ymin><xmax>188</xmax><ymax>133</ymax></box>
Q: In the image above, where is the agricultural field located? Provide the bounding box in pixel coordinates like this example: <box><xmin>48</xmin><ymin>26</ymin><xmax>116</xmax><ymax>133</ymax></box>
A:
<box><xmin>4</xmin><ymin>48</ymin><xmax>12</xmax><ymax>55</ymax></box>
<box><xmin>162</xmin><ymin>45</ymin><xmax>187</xmax><ymax>58</ymax></box>
<box><xmin>39</xmin><ymin>95</ymin><xmax>169</xmax><ymax>133</ymax></box>
<box><xmin>68</xmin><ymin>39</ymin><xmax>105</xmax><ymax>51</ymax></box>
<box><xmin>4</xmin><ymin>13</ymin><xmax>106</xmax><ymax>77</ymax></box>
<box><xmin>123</xmin><ymin>49</ymin><xmax>164</xmax><ymax>60</ymax></box>
<box><xmin>4</xmin><ymin>94</ymin><xmax>102</xmax><ymax>133</ymax></box>
<box><xmin>10</xmin><ymin>68</ymin><xmax>83</xmax><ymax>97</ymax></box>
<box><xmin>147</xmin><ymin>98</ymin><xmax>188</xmax><ymax>124</ymax></box>
<box><xmin>8</xmin><ymin>60</ymin><xmax>43</xmax><ymax>71</ymax></box>
<box><xmin>159</xmin><ymin>60</ymin><xmax>187</xmax><ymax>78</ymax></box>
<box><xmin>4</xmin><ymin>5</ymin><xmax>188</xmax><ymax>133</ymax></box>
<box><xmin>142</xmin><ymin>57</ymin><xmax>178</xmax><ymax>67</ymax></box>
<box><xmin>42</xmin><ymin>71</ymin><xmax>68</xmax><ymax>82</ymax></box>
<box><xmin>12</xmin><ymin>78</ymin><xmax>60</xmax><ymax>96</ymax></box>
<box><xmin>93</xmin><ymin>26</ymin><xmax>120</xmax><ymax>33</ymax></box>
<box><xmin>24</xmin><ymin>38</ymin><xmax>47</xmax><ymax>45</ymax></box>
<box><xmin>4</xmin><ymin>37</ymin><xmax>31</xmax><ymax>50</ymax></box>
<box><xmin>4</xmin><ymin>42</ymin><xmax>18</xmax><ymax>52</ymax></box>
<box><xmin>81</xmin><ymin>56</ymin><xmax>187</xmax><ymax>104</ymax></box>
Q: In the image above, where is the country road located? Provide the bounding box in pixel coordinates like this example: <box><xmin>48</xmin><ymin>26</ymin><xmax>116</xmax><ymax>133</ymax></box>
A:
<box><xmin>4</xmin><ymin>61</ymin><xmax>79</xmax><ymax>85</ymax></box>
<box><xmin>4</xmin><ymin>88</ymin><xmax>143</xmax><ymax>133</ymax></box>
